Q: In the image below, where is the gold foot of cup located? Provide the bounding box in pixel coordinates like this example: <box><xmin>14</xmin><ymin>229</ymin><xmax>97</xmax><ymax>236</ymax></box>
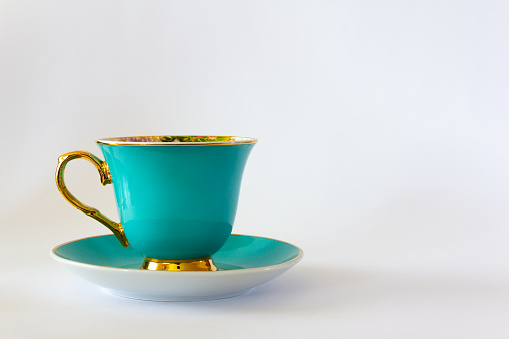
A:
<box><xmin>140</xmin><ymin>257</ymin><xmax>218</xmax><ymax>271</ymax></box>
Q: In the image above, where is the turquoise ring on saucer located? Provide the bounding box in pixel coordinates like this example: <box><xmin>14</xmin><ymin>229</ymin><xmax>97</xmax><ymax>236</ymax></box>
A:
<box><xmin>50</xmin><ymin>234</ymin><xmax>303</xmax><ymax>301</ymax></box>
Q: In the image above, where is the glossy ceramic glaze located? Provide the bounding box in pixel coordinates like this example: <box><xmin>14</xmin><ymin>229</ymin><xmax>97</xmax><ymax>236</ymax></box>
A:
<box><xmin>95</xmin><ymin>138</ymin><xmax>255</xmax><ymax>260</ymax></box>
<box><xmin>51</xmin><ymin>234</ymin><xmax>303</xmax><ymax>301</ymax></box>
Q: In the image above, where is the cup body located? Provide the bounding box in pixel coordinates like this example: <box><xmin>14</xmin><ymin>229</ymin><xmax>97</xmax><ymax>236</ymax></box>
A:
<box><xmin>97</xmin><ymin>137</ymin><xmax>255</xmax><ymax>260</ymax></box>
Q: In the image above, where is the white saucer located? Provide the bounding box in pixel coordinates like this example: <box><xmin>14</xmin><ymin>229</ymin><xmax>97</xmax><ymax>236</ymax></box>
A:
<box><xmin>51</xmin><ymin>234</ymin><xmax>303</xmax><ymax>301</ymax></box>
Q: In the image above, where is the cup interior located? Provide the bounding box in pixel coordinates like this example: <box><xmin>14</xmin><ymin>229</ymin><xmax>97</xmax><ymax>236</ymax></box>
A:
<box><xmin>97</xmin><ymin>135</ymin><xmax>257</xmax><ymax>145</ymax></box>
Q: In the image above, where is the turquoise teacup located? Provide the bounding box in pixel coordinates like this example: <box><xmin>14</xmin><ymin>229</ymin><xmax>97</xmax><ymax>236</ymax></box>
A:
<box><xmin>56</xmin><ymin>135</ymin><xmax>256</xmax><ymax>271</ymax></box>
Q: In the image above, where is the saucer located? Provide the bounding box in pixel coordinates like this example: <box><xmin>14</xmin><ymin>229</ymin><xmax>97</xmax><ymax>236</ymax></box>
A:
<box><xmin>51</xmin><ymin>234</ymin><xmax>303</xmax><ymax>301</ymax></box>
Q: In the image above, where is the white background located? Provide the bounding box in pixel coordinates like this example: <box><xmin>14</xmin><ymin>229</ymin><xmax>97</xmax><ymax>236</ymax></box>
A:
<box><xmin>1</xmin><ymin>1</ymin><xmax>509</xmax><ymax>338</ymax></box>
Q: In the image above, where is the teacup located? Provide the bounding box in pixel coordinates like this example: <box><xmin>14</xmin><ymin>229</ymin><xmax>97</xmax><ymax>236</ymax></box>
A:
<box><xmin>56</xmin><ymin>135</ymin><xmax>256</xmax><ymax>271</ymax></box>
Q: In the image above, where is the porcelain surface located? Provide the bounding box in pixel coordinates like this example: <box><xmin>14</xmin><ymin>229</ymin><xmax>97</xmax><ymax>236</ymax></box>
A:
<box><xmin>51</xmin><ymin>234</ymin><xmax>303</xmax><ymax>301</ymax></box>
<box><xmin>97</xmin><ymin>141</ymin><xmax>255</xmax><ymax>259</ymax></box>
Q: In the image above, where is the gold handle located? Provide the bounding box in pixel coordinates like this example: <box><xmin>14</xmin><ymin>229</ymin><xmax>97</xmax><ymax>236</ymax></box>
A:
<box><xmin>55</xmin><ymin>151</ymin><xmax>129</xmax><ymax>247</ymax></box>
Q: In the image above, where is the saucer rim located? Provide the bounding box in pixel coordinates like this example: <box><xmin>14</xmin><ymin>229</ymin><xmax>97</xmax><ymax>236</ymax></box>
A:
<box><xmin>50</xmin><ymin>233</ymin><xmax>303</xmax><ymax>274</ymax></box>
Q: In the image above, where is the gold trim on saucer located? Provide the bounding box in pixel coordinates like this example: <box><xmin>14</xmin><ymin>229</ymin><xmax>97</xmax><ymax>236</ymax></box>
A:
<box><xmin>140</xmin><ymin>257</ymin><xmax>218</xmax><ymax>271</ymax></box>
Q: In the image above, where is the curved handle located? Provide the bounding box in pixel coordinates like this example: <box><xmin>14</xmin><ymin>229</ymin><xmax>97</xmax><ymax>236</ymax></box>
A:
<box><xmin>55</xmin><ymin>151</ymin><xmax>129</xmax><ymax>247</ymax></box>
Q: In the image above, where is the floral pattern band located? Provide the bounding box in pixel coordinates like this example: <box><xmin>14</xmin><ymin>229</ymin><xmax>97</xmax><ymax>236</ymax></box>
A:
<box><xmin>118</xmin><ymin>136</ymin><xmax>234</xmax><ymax>143</ymax></box>
<box><xmin>96</xmin><ymin>135</ymin><xmax>257</xmax><ymax>145</ymax></box>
